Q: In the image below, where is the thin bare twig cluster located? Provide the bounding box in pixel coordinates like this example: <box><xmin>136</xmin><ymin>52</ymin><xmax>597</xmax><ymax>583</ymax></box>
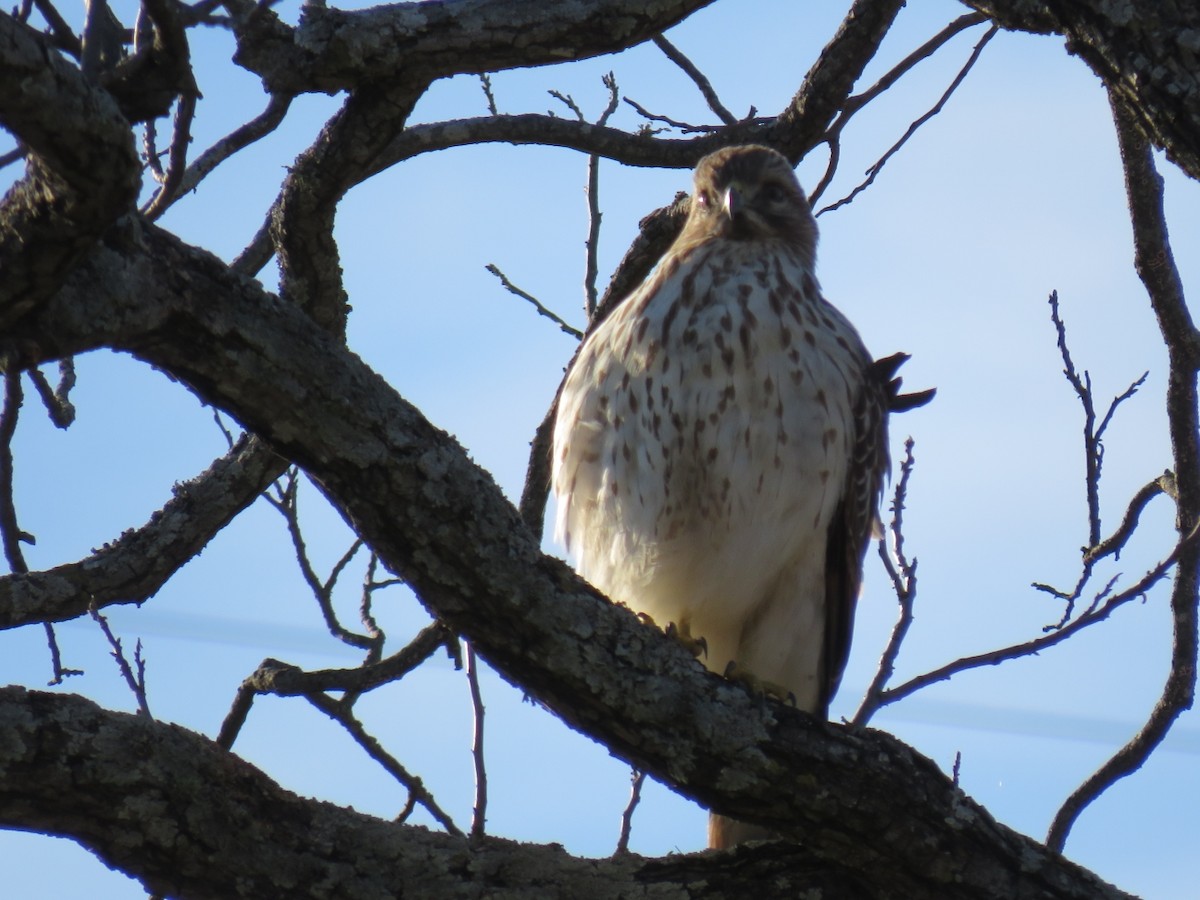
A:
<box><xmin>214</xmin><ymin>471</ymin><xmax>472</xmax><ymax>832</ymax></box>
<box><xmin>1</xmin><ymin>0</ymin><xmax>1196</xmax><ymax>893</ymax></box>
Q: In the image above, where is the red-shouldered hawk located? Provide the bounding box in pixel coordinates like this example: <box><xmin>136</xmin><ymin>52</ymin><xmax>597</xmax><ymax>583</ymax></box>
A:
<box><xmin>552</xmin><ymin>145</ymin><xmax>892</xmax><ymax>849</ymax></box>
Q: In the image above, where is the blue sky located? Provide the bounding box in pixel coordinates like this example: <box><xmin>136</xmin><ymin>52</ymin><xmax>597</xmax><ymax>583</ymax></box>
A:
<box><xmin>2</xmin><ymin>2</ymin><xmax>1198</xmax><ymax>896</ymax></box>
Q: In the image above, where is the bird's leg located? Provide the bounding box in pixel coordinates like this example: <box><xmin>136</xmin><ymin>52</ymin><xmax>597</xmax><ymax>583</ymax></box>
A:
<box><xmin>722</xmin><ymin>661</ymin><xmax>796</xmax><ymax>706</ymax></box>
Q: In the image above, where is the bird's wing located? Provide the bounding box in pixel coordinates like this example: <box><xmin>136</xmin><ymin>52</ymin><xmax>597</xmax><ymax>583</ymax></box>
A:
<box><xmin>820</xmin><ymin>355</ymin><xmax>892</xmax><ymax>715</ymax></box>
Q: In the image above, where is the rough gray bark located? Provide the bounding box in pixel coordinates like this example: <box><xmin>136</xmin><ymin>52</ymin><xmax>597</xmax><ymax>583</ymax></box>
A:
<box><xmin>0</xmin><ymin>217</ymin><xmax>1133</xmax><ymax>900</ymax></box>
<box><xmin>0</xmin><ymin>435</ymin><xmax>283</xmax><ymax>629</ymax></box>
<box><xmin>1</xmin><ymin>0</ymin><xmax>1196</xmax><ymax>896</ymax></box>
<box><xmin>5</xmin><ymin>684</ymin><xmax>1065</xmax><ymax>900</ymax></box>
<box><xmin>964</xmin><ymin>0</ymin><xmax>1200</xmax><ymax>180</ymax></box>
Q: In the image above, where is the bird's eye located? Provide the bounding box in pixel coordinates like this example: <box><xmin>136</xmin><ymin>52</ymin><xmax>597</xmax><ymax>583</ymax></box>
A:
<box><xmin>695</xmin><ymin>190</ymin><xmax>712</xmax><ymax>210</ymax></box>
<box><xmin>761</xmin><ymin>183</ymin><xmax>788</xmax><ymax>204</ymax></box>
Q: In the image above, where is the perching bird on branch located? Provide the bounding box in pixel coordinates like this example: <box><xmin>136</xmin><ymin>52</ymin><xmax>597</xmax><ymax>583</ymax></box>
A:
<box><xmin>552</xmin><ymin>144</ymin><xmax>929</xmax><ymax>849</ymax></box>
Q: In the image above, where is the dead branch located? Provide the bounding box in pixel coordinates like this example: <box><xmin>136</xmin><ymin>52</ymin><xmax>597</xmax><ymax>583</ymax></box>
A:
<box><xmin>26</xmin><ymin>359</ymin><xmax>75</xmax><ymax>428</ymax></box>
<box><xmin>305</xmin><ymin>690</ymin><xmax>464</xmax><ymax>836</ymax></box>
<box><xmin>614</xmin><ymin>768</ymin><xmax>647</xmax><ymax>854</ymax></box>
<box><xmin>853</xmin><ymin>438</ymin><xmax>920</xmax><ymax>727</ymax></box>
<box><xmin>810</xmin><ymin>11</ymin><xmax>987</xmax><ymax>204</ymax></box>
<box><xmin>485</xmin><ymin>263</ymin><xmax>582</xmax><ymax>338</ymax></box>
<box><xmin>872</xmin><ymin>526</ymin><xmax>1195</xmax><ymax>713</ymax></box>
<box><xmin>466</xmin><ymin>641</ymin><xmax>489</xmax><ymax>838</ymax></box>
<box><xmin>1084</xmin><ymin>474</ymin><xmax>1174</xmax><ymax>566</ymax></box>
<box><xmin>166</xmin><ymin>91</ymin><xmax>294</xmax><ymax>212</ymax></box>
<box><xmin>0</xmin><ymin>435</ymin><xmax>284</xmax><ymax>629</ymax></box>
<box><xmin>1046</xmin><ymin>90</ymin><xmax>1200</xmax><ymax>854</ymax></box>
<box><xmin>214</xmin><ymin>622</ymin><xmax>453</xmax><ymax>749</ymax></box>
<box><xmin>264</xmin><ymin>469</ymin><xmax>377</xmax><ymax>653</ymax></box>
<box><xmin>653</xmin><ymin>34</ymin><xmax>737</xmax><ymax>125</ymax></box>
<box><xmin>89</xmin><ymin>600</ymin><xmax>153</xmax><ymax>718</ymax></box>
<box><xmin>817</xmin><ymin>24</ymin><xmax>997</xmax><ymax>216</ymax></box>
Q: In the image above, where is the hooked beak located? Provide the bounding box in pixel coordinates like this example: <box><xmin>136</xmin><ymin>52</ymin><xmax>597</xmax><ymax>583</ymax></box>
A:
<box><xmin>722</xmin><ymin>183</ymin><xmax>745</xmax><ymax>221</ymax></box>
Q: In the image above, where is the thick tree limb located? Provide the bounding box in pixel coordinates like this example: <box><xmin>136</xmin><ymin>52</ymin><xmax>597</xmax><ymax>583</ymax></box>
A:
<box><xmin>0</xmin><ymin>13</ymin><xmax>139</xmax><ymax>328</ymax></box>
<box><xmin>0</xmin><ymin>435</ymin><xmax>284</xmax><ymax>629</ymax></box>
<box><xmin>225</xmin><ymin>0</ymin><xmax>717</xmax><ymax>94</ymax></box>
<box><xmin>966</xmin><ymin>0</ymin><xmax>1200</xmax><ymax>181</ymax></box>
<box><xmin>272</xmin><ymin>80</ymin><xmax>427</xmax><ymax>332</ymax></box>
<box><xmin>1</xmin><ymin>221</ymin><xmax>1132</xmax><ymax>899</ymax></box>
<box><xmin>773</xmin><ymin>0</ymin><xmax>905</xmax><ymax>162</ymax></box>
<box><xmin>9</xmin><ymin>684</ymin><xmax>1121</xmax><ymax>900</ymax></box>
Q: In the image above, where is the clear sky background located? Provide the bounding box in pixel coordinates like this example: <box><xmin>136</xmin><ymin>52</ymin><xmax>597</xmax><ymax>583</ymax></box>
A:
<box><xmin>2</xmin><ymin>1</ymin><xmax>1198</xmax><ymax>897</ymax></box>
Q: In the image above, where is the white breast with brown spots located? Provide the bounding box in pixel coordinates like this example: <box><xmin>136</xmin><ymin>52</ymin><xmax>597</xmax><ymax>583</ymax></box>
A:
<box><xmin>553</xmin><ymin>237</ymin><xmax>870</xmax><ymax>707</ymax></box>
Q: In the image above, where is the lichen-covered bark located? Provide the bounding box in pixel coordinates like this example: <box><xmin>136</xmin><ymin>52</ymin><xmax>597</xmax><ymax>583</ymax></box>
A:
<box><xmin>226</xmin><ymin>0</ymin><xmax>717</xmax><ymax>94</ymax></box>
<box><xmin>1</xmin><ymin>0</ymin><xmax>1196</xmax><ymax>895</ymax></box>
<box><xmin>0</xmin><ymin>435</ymin><xmax>283</xmax><ymax>628</ymax></box>
<box><xmin>0</xmin><ymin>220</ymin><xmax>1134</xmax><ymax>900</ymax></box>
<box><xmin>966</xmin><ymin>0</ymin><xmax>1200</xmax><ymax>180</ymax></box>
<box><xmin>0</xmin><ymin>16</ymin><xmax>139</xmax><ymax>327</ymax></box>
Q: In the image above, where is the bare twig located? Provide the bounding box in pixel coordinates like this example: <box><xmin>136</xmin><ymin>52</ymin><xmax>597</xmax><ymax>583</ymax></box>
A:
<box><xmin>479</xmin><ymin>74</ymin><xmax>497</xmax><ymax>115</ymax></box>
<box><xmin>215</xmin><ymin>623</ymin><xmax>453</xmax><ymax>749</ymax></box>
<box><xmin>817</xmin><ymin>24</ymin><xmax>997</xmax><ymax>216</ymax></box>
<box><xmin>211</xmin><ymin>409</ymin><xmax>237</xmax><ymax>449</ymax></box>
<box><xmin>0</xmin><ymin>146</ymin><xmax>25</xmax><ymax>169</ymax></box>
<box><xmin>0</xmin><ymin>373</ymin><xmax>82</xmax><ymax>685</ymax></box>
<box><xmin>1084</xmin><ymin>474</ymin><xmax>1173</xmax><ymax>566</ymax></box>
<box><xmin>465</xmin><ymin>641</ymin><xmax>488</xmax><ymax>838</ymax></box>
<box><xmin>142</xmin><ymin>118</ymin><xmax>165</xmax><ymax>182</ymax></box>
<box><xmin>358</xmin><ymin>552</ymin><xmax>389</xmax><ymax>666</ymax></box>
<box><xmin>31</xmin><ymin>0</ymin><xmax>83</xmax><ymax>56</ymax></box>
<box><xmin>42</xmin><ymin>623</ymin><xmax>83</xmax><ymax>685</ymax></box>
<box><xmin>485</xmin><ymin>264</ymin><xmax>582</xmax><ymax>339</ymax></box>
<box><xmin>810</xmin><ymin>12</ymin><xmax>986</xmax><ymax>205</ymax></box>
<box><xmin>0</xmin><ymin>373</ymin><xmax>33</xmax><ymax>570</ymax></box>
<box><xmin>856</xmin><ymin>14</ymin><xmax>987</xmax><ymax>113</ymax></box>
<box><xmin>143</xmin><ymin>91</ymin><xmax>200</xmax><ymax>221</ymax></box>
<box><xmin>614</xmin><ymin>768</ymin><xmax>647</xmax><ymax>855</ymax></box>
<box><xmin>652</xmin><ymin>34</ymin><xmax>737</xmax><ymax>125</ymax></box>
<box><xmin>168</xmin><ymin>92</ymin><xmax>295</xmax><ymax>209</ymax></box>
<box><xmin>584</xmin><ymin>73</ymin><xmax>621</xmax><ymax>319</ymax></box>
<box><xmin>1046</xmin><ymin>92</ymin><xmax>1200</xmax><ymax>854</ymax></box>
<box><xmin>90</xmin><ymin>600</ymin><xmax>153</xmax><ymax>718</ymax></box>
<box><xmin>549</xmin><ymin>89</ymin><xmax>583</xmax><ymax>120</ymax></box>
<box><xmin>621</xmin><ymin>97</ymin><xmax>736</xmax><ymax>134</ymax></box>
<box><xmin>1050</xmin><ymin>289</ymin><xmax>1101</xmax><ymax>548</ymax></box>
<box><xmin>27</xmin><ymin>360</ymin><xmax>76</xmax><ymax>428</ymax></box>
<box><xmin>877</xmin><ymin>525</ymin><xmax>1197</xmax><ymax>714</ymax></box>
<box><xmin>306</xmin><ymin>691</ymin><xmax>463</xmax><ymax>837</ymax></box>
<box><xmin>853</xmin><ymin>438</ymin><xmax>919</xmax><ymax>727</ymax></box>
<box><xmin>265</xmin><ymin>470</ymin><xmax>377</xmax><ymax>652</ymax></box>
<box><xmin>1035</xmin><ymin>291</ymin><xmax>1149</xmax><ymax>625</ymax></box>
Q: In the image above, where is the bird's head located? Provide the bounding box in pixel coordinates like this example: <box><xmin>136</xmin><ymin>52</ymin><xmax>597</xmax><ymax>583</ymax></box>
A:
<box><xmin>681</xmin><ymin>145</ymin><xmax>817</xmax><ymax>265</ymax></box>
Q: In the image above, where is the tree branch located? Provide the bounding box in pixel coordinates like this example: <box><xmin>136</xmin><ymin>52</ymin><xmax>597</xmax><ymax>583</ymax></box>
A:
<box><xmin>0</xmin><ymin>14</ymin><xmax>139</xmax><ymax>327</ymax></box>
<box><xmin>0</xmin><ymin>434</ymin><xmax>284</xmax><ymax>629</ymax></box>
<box><xmin>1</xmin><ymin>220</ymin><xmax>1135</xmax><ymax>898</ymax></box>
<box><xmin>224</xmin><ymin>0</ymin><xmax>716</xmax><ymax>95</ymax></box>
<box><xmin>1046</xmin><ymin>89</ymin><xmax>1200</xmax><ymax>854</ymax></box>
<box><xmin>965</xmin><ymin>0</ymin><xmax>1200</xmax><ymax>181</ymax></box>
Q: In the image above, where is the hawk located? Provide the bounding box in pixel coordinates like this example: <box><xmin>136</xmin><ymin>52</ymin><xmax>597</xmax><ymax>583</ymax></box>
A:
<box><xmin>552</xmin><ymin>145</ymin><xmax>896</xmax><ymax>849</ymax></box>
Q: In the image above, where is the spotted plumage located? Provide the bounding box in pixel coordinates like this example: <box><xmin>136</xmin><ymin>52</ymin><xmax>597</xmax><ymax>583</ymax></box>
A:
<box><xmin>552</xmin><ymin>145</ymin><xmax>891</xmax><ymax>849</ymax></box>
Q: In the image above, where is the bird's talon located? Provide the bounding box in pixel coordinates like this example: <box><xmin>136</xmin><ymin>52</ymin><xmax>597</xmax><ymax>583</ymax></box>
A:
<box><xmin>665</xmin><ymin>620</ymin><xmax>708</xmax><ymax>658</ymax></box>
